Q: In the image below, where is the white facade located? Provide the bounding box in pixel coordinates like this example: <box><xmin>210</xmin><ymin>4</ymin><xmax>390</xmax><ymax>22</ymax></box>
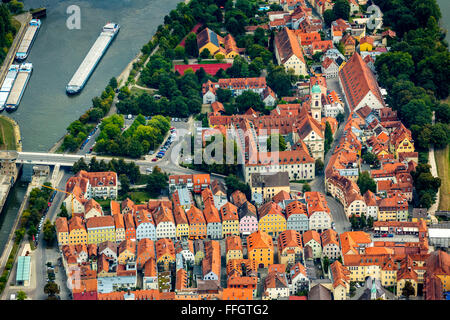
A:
<box><xmin>309</xmin><ymin>211</ymin><xmax>332</xmax><ymax>232</ymax></box>
<box><xmin>155</xmin><ymin>221</ymin><xmax>177</xmax><ymax>240</ymax></box>
<box><xmin>324</xmin><ymin>102</ymin><xmax>344</xmax><ymax>118</ymax></box>
<box><xmin>244</xmin><ymin>162</ymin><xmax>315</xmax><ymax>183</ymax></box>
<box><xmin>322</xmin><ymin>243</ymin><xmax>341</xmax><ymax>260</ymax></box>
<box><xmin>136</xmin><ymin>223</ymin><xmax>156</xmax><ymax>241</ymax></box>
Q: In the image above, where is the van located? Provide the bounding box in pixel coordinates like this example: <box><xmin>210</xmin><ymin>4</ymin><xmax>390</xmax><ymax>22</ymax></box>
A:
<box><xmin>127</xmin><ymin>114</ymin><xmax>132</xmax><ymax>120</ymax></box>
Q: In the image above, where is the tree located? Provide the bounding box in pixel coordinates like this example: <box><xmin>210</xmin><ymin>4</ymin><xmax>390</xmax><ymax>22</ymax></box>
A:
<box><xmin>336</xmin><ymin>112</ymin><xmax>345</xmax><ymax>124</ymax></box>
<box><xmin>362</xmin><ymin>152</ymin><xmax>380</xmax><ymax>168</ymax></box>
<box><xmin>174</xmin><ymin>45</ymin><xmax>185</xmax><ymax>59</ymax></box>
<box><xmin>44</xmin><ymin>282</ymin><xmax>60</xmax><ymax>297</ymax></box>
<box><xmin>200</xmin><ymin>48</ymin><xmax>211</xmax><ymax>59</ymax></box>
<box><xmin>16</xmin><ymin>291</ymin><xmax>27</xmax><ymax>300</ymax></box>
<box><xmin>357</xmin><ymin>171</ymin><xmax>376</xmax><ymax>195</ymax></box>
<box><xmin>267</xmin><ymin>134</ymin><xmax>286</xmax><ymax>152</ymax></box>
<box><xmin>332</xmin><ymin>0</ymin><xmax>350</xmax><ymax>21</ymax></box>
<box><xmin>119</xmin><ymin>174</ymin><xmax>131</xmax><ymax>194</ymax></box>
<box><xmin>315</xmin><ymin>159</ymin><xmax>324</xmax><ymax>175</ymax></box>
<box><xmin>225</xmin><ymin>175</ymin><xmax>251</xmax><ymax>199</ymax></box>
<box><xmin>323</xmin><ymin>9</ymin><xmax>335</xmax><ymax>26</ymax></box>
<box><xmin>184</xmin><ymin>33</ymin><xmax>198</xmax><ymax>57</ymax></box>
<box><xmin>58</xmin><ymin>203</ymin><xmax>69</xmax><ymax>218</ymax></box>
<box><xmin>43</xmin><ymin>220</ymin><xmax>55</xmax><ymax>244</ymax></box>
<box><xmin>109</xmin><ymin>77</ymin><xmax>118</xmax><ymax>90</ymax></box>
<box><xmin>302</xmin><ymin>183</ymin><xmax>311</xmax><ymax>192</ymax></box>
<box><xmin>324</xmin><ymin>121</ymin><xmax>333</xmax><ymax>154</ymax></box>
<box><xmin>401</xmin><ymin>281</ymin><xmax>415</xmax><ymax>298</ymax></box>
<box><xmin>235</xmin><ymin>90</ymin><xmax>265</xmax><ymax>114</ymax></box>
<box><xmin>145</xmin><ymin>167</ymin><xmax>168</xmax><ymax>197</ymax></box>
<box><xmin>216</xmin><ymin>88</ymin><xmax>232</xmax><ymax>103</ymax></box>
<box><xmin>322</xmin><ymin>256</ymin><xmax>330</xmax><ymax>274</ymax></box>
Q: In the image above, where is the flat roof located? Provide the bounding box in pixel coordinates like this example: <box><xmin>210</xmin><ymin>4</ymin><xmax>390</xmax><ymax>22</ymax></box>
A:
<box><xmin>429</xmin><ymin>228</ymin><xmax>450</xmax><ymax>238</ymax></box>
<box><xmin>16</xmin><ymin>256</ymin><xmax>31</xmax><ymax>282</ymax></box>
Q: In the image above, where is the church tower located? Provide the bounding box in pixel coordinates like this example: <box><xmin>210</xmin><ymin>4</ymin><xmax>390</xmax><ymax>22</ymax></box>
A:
<box><xmin>310</xmin><ymin>84</ymin><xmax>322</xmax><ymax>122</ymax></box>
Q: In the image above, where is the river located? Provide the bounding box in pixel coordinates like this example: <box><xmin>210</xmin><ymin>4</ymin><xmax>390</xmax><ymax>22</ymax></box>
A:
<box><xmin>0</xmin><ymin>0</ymin><xmax>181</xmax><ymax>259</ymax></box>
<box><xmin>9</xmin><ymin>0</ymin><xmax>181</xmax><ymax>152</ymax></box>
<box><xmin>437</xmin><ymin>0</ymin><xmax>450</xmax><ymax>43</ymax></box>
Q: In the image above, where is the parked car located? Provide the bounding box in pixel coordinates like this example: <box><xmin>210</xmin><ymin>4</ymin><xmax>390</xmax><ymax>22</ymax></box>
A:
<box><xmin>382</xmin><ymin>233</ymin><xmax>388</xmax><ymax>237</ymax></box>
<box><xmin>152</xmin><ymin>158</ymin><xmax>158</xmax><ymax>162</ymax></box>
<box><xmin>388</xmin><ymin>234</ymin><xmax>394</xmax><ymax>237</ymax></box>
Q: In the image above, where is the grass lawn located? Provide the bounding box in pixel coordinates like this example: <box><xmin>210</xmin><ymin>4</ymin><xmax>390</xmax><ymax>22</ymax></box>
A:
<box><xmin>130</xmin><ymin>86</ymin><xmax>155</xmax><ymax>97</ymax></box>
<box><xmin>435</xmin><ymin>145</ymin><xmax>450</xmax><ymax>211</ymax></box>
<box><xmin>0</xmin><ymin>116</ymin><xmax>17</xmax><ymax>150</ymax></box>
<box><xmin>119</xmin><ymin>189</ymin><xmax>157</xmax><ymax>204</ymax></box>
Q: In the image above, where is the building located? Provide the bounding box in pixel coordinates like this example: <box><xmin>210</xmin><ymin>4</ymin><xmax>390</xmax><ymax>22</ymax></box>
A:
<box><xmin>322</xmin><ymin>57</ymin><xmax>339</xmax><ymax>78</ymax></box>
<box><xmin>321</xmin><ymin>229</ymin><xmax>341</xmax><ymax>261</ymax></box>
<box><xmin>250</xmin><ymin>172</ymin><xmax>290</xmax><ymax>202</ymax></box>
<box><xmin>136</xmin><ymin>238</ymin><xmax>155</xmax><ymax>270</ymax></box>
<box><xmin>285</xmin><ymin>200</ymin><xmax>309</xmax><ymax>234</ymax></box>
<box><xmin>68</xmin><ymin>216</ymin><xmax>87</xmax><ymax>245</ymax></box>
<box><xmin>202</xmin><ymin>190</ymin><xmax>223</xmax><ymax>239</ymax></box>
<box><xmin>288</xmin><ymin>262</ymin><xmax>309</xmax><ymax>295</ymax></box>
<box><xmin>339</xmin><ymin>52</ymin><xmax>385</xmax><ymax>112</ymax></box>
<box><xmin>55</xmin><ymin>217</ymin><xmax>69</xmax><ymax>246</ymax></box>
<box><xmin>226</xmin><ymin>235</ymin><xmax>244</xmax><ymax>263</ymax></box>
<box><xmin>258</xmin><ymin>202</ymin><xmax>287</xmax><ymax>238</ymax></box>
<box><xmin>197</xmin><ymin>27</ymin><xmax>240</xmax><ymax>59</ymax></box>
<box><xmin>274</xmin><ymin>27</ymin><xmax>307</xmax><ymax>76</ymax></box>
<box><xmin>263</xmin><ymin>269</ymin><xmax>290</xmax><ymax>299</ymax></box>
<box><xmin>329</xmin><ymin>260</ymin><xmax>350</xmax><ymax>300</ymax></box>
<box><xmin>303</xmin><ymin>230</ymin><xmax>322</xmax><ymax>259</ymax></box>
<box><xmin>247</xmin><ymin>230</ymin><xmax>274</xmax><ymax>269</ymax></box>
<box><xmin>117</xmin><ymin>240</ymin><xmax>136</xmax><ymax>265</ymax></box>
<box><xmin>86</xmin><ymin>216</ymin><xmax>116</xmax><ymax>245</ymax></box>
<box><xmin>340</xmin><ymin>33</ymin><xmax>356</xmax><ymax>57</ymax></box>
<box><xmin>113</xmin><ymin>213</ymin><xmax>126</xmax><ymax>243</ymax></box>
<box><xmin>278</xmin><ymin>230</ymin><xmax>303</xmax><ymax>266</ymax></box>
<box><xmin>134</xmin><ymin>209</ymin><xmax>156</xmax><ymax>241</ymax></box>
<box><xmin>220</xmin><ymin>202</ymin><xmax>240</xmax><ymax>237</ymax></box>
<box><xmin>305</xmin><ymin>191</ymin><xmax>332</xmax><ymax>232</ymax></box>
<box><xmin>173</xmin><ymin>206</ymin><xmax>190</xmax><ymax>239</ymax></box>
<box><xmin>238</xmin><ymin>201</ymin><xmax>259</xmax><ymax>236</ymax></box>
<box><xmin>155</xmin><ymin>238</ymin><xmax>176</xmax><ymax>271</ymax></box>
<box><xmin>169</xmin><ymin>174</ymin><xmax>210</xmax><ymax>194</ymax></box>
<box><xmin>153</xmin><ymin>204</ymin><xmax>176</xmax><ymax>239</ymax></box>
<box><xmin>186</xmin><ymin>206</ymin><xmax>207</xmax><ymax>239</ymax></box>
<box><xmin>202</xmin><ymin>240</ymin><xmax>221</xmax><ymax>280</ymax></box>
<box><xmin>377</xmin><ymin>192</ymin><xmax>408</xmax><ymax>222</ymax></box>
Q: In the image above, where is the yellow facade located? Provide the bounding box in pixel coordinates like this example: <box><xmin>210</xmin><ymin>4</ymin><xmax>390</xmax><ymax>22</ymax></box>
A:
<box><xmin>118</xmin><ymin>250</ymin><xmax>135</xmax><ymax>265</ymax></box>
<box><xmin>249</xmin><ymin>247</ymin><xmax>273</xmax><ymax>268</ymax></box>
<box><xmin>226</xmin><ymin>250</ymin><xmax>243</xmax><ymax>264</ymax></box>
<box><xmin>347</xmin><ymin>265</ymin><xmax>381</xmax><ymax>282</ymax></box>
<box><xmin>57</xmin><ymin>231</ymin><xmax>69</xmax><ymax>246</ymax></box>
<box><xmin>222</xmin><ymin>220</ymin><xmax>240</xmax><ymax>236</ymax></box>
<box><xmin>87</xmin><ymin>227</ymin><xmax>116</xmax><ymax>245</ymax></box>
<box><xmin>437</xmin><ymin>275</ymin><xmax>450</xmax><ymax>291</ymax></box>
<box><xmin>378</xmin><ymin>209</ymin><xmax>408</xmax><ymax>222</ymax></box>
<box><xmin>381</xmin><ymin>269</ymin><xmax>397</xmax><ymax>287</ymax></box>
<box><xmin>157</xmin><ymin>254</ymin><xmax>175</xmax><ymax>271</ymax></box>
<box><xmin>251</xmin><ymin>186</ymin><xmax>290</xmax><ymax>202</ymax></box>
<box><xmin>199</xmin><ymin>43</ymin><xmax>220</xmax><ymax>57</ymax></box>
<box><xmin>176</xmin><ymin>223</ymin><xmax>190</xmax><ymax>239</ymax></box>
<box><xmin>68</xmin><ymin>228</ymin><xmax>87</xmax><ymax>245</ymax></box>
<box><xmin>278</xmin><ymin>247</ymin><xmax>302</xmax><ymax>266</ymax></box>
<box><xmin>394</xmin><ymin>138</ymin><xmax>415</xmax><ymax>158</ymax></box>
<box><xmin>360</xmin><ymin>42</ymin><xmax>373</xmax><ymax>52</ymax></box>
<box><xmin>115</xmin><ymin>228</ymin><xmax>125</xmax><ymax>243</ymax></box>
<box><xmin>333</xmin><ymin>284</ymin><xmax>348</xmax><ymax>300</ymax></box>
<box><xmin>258</xmin><ymin>214</ymin><xmax>287</xmax><ymax>238</ymax></box>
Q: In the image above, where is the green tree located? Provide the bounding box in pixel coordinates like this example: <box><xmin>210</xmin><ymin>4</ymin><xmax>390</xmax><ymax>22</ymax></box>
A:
<box><xmin>302</xmin><ymin>183</ymin><xmax>311</xmax><ymax>192</ymax></box>
<box><xmin>43</xmin><ymin>220</ymin><xmax>55</xmax><ymax>244</ymax></box>
<box><xmin>267</xmin><ymin>134</ymin><xmax>286</xmax><ymax>152</ymax></box>
<box><xmin>357</xmin><ymin>171</ymin><xmax>376</xmax><ymax>195</ymax></box>
<box><xmin>235</xmin><ymin>90</ymin><xmax>265</xmax><ymax>114</ymax></box>
<box><xmin>216</xmin><ymin>88</ymin><xmax>232</xmax><ymax>103</ymax></box>
<box><xmin>44</xmin><ymin>282</ymin><xmax>60</xmax><ymax>297</ymax></box>
<box><xmin>184</xmin><ymin>33</ymin><xmax>198</xmax><ymax>57</ymax></box>
<box><xmin>109</xmin><ymin>77</ymin><xmax>118</xmax><ymax>90</ymax></box>
<box><xmin>200</xmin><ymin>48</ymin><xmax>211</xmax><ymax>59</ymax></box>
<box><xmin>315</xmin><ymin>159</ymin><xmax>324</xmax><ymax>175</ymax></box>
<box><xmin>332</xmin><ymin>0</ymin><xmax>350</xmax><ymax>21</ymax></box>
<box><xmin>119</xmin><ymin>174</ymin><xmax>131</xmax><ymax>194</ymax></box>
<box><xmin>16</xmin><ymin>290</ymin><xmax>27</xmax><ymax>300</ymax></box>
<box><xmin>323</xmin><ymin>9</ymin><xmax>335</xmax><ymax>26</ymax></box>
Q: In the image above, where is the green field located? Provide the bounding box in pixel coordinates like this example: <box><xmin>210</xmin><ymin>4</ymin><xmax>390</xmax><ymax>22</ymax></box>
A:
<box><xmin>0</xmin><ymin>116</ymin><xmax>17</xmax><ymax>150</ymax></box>
<box><xmin>436</xmin><ymin>145</ymin><xmax>450</xmax><ymax>211</ymax></box>
<box><xmin>130</xmin><ymin>86</ymin><xmax>155</xmax><ymax>97</ymax></box>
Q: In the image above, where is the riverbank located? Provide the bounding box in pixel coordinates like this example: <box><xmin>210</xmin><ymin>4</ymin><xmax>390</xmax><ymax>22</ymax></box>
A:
<box><xmin>0</xmin><ymin>115</ymin><xmax>21</xmax><ymax>151</ymax></box>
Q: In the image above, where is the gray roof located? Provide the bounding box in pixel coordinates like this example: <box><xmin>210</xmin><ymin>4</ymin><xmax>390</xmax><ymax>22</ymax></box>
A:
<box><xmin>251</xmin><ymin>172</ymin><xmax>290</xmax><ymax>188</ymax></box>
<box><xmin>308</xmin><ymin>284</ymin><xmax>332</xmax><ymax>300</ymax></box>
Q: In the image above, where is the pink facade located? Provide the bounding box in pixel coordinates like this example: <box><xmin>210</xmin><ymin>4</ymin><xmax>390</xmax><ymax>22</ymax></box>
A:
<box><xmin>239</xmin><ymin>216</ymin><xmax>258</xmax><ymax>235</ymax></box>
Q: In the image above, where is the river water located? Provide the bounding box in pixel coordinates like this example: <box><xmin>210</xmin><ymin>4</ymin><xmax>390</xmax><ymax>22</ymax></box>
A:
<box><xmin>0</xmin><ymin>0</ymin><xmax>181</xmax><ymax>257</ymax></box>
<box><xmin>9</xmin><ymin>0</ymin><xmax>181</xmax><ymax>152</ymax></box>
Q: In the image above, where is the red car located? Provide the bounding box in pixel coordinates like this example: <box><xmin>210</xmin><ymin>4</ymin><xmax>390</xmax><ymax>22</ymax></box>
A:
<box><xmin>152</xmin><ymin>158</ymin><xmax>158</xmax><ymax>162</ymax></box>
<box><xmin>382</xmin><ymin>233</ymin><xmax>388</xmax><ymax>237</ymax></box>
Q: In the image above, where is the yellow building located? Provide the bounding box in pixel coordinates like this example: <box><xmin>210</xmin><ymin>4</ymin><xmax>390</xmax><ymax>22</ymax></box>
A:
<box><xmin>86</xmin><ymin>216</ymin><xmax>116</xmax><ymax>245</ymax></box>
<box><xmin>359</xmin><ymin>36</ymin><xmax>374</xmax><ymax>52</ymax></box>
<box><xmin>117</xmin><ymin>240</ymin><xmax>136</xmax><ymax>265</ymax></box>
<box><xmin>390</xmin><ymin>125</ymin><xmax>415</xmax><ymax>158</ymax></box>
<box><xmin>68</xmin><ymin>216</ymin><xmax>87</xmax><ymax>245</ymax></box>
<box><xmin>197</xmin><ymin>28</ymin><xmax>240</xmax><ymax>59</ymax></box>
<box><xmin>113</xmin><ymin>213</ymin><xmax>126</xmax><ymax>243</ymax></box>
<box><xmin>174</xmin><ymin>206</ymin><xmax>190</xmax><ymax>239</ymax></box>
<box><xmin>55</xmin><ymin>217</ymin><xmax>69</xmax><ymax>246</ymax></box>
<box><xmin>220</xmin><ymin>203</ymin><xmax>240</xmax><ymax>236</ymax></box>
<box><xmin>258</xmin><ymin>202</ymin><xmax>286</xmax><ymax>238</ymax></box>
<box><xmin>380</xmin><ymin>257</ymin><xmax>397</xmax><ymax>287</ymax></box>
<box><xmin>247</xmin><ymin>230</ymin><xmax>274</xmax><ymax>269</ymax></box>
<box><xmin>250</xmin><ymin>172</ymin><xmax>290</xmax><ymax>202</ymax></box>
<box><xmin>225</xmin><ymin>235</ymin><xmax>243</xmax><ymax>263</ymax></box>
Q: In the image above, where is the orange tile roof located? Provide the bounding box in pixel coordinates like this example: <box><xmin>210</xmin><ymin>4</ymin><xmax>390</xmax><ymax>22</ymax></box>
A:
<box><xmin>303</xmin><ymin>230</ymin><xmax>321</xmax><ymax>245</ymax></box>
<box><xmin>226</xmin><ymin>235</ymin><xmax>243</xmax><ymax>253</ymax></box>
<box><xmin>202</xmin><ymin>240</ymin><xmax>221</xmax><ymax>278</ymax></box>
<box><xmin>275</xmin><ymin>27</ymin><xmax>305</xmax><ymax>64</ymax></box>
<box><xmin>220</xmin><ymin>202</ymin><xmax>239</xmax><ymax>222</ymax></box>
<box><xmin>186</xmin><ymin>206</ymin><xmax>206</xmax><ymax>225</ymax></box>
<box><xmin>86</xmin><ymin>216</ymin><xmax>114</xmax><ymax>229</ymax></box>
<box><xmin>113</xmin><ymin>212</ymin><xmax>124</xmax><ymax>229</ymax></box>
<box><xmin>330</xmin><ymin>260</ymin><xmax>350</xmax><ymax>288</ymax></box>
<box><xmin>155</xmin><ymin>238</ymin><xmax>175</xmax><ymax>260</ymax></box>
<box><xmin>321</xmin><ymin>229</ymin><xmax>339</xmax><ymax>248</ymax></box>
<box><xmin>247</xmin><ymin>230</ymin><xmax>273</xmax><ymax>252</ymax></box>
<box><xmin>278</xmin><ymin>230</ymin><xmax>303</xmax><ymax>253</ymax></box>
<box><xmin>258</xmin><ymin>201</ymin><xmax>284</xmax><ymax>220</ymax></box>
<box><xmin>55</xmin><ymin>217</ymin><xmax>68</xmax><ymax>233</ymax></box>
<box><xmin>110</xmin><ymin>200</ymin><xmax>121</xmax><ymax>216</ymax></box>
